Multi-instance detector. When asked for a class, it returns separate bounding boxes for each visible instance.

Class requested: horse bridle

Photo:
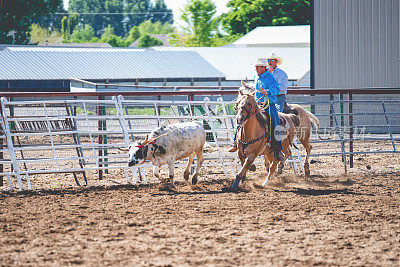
[236,100,270,156]
[237,103,253,125]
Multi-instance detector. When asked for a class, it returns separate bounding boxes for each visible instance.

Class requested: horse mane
[240,91,270,130]
[256,110,270,129]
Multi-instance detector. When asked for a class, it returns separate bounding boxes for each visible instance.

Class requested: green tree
[70,24,96,43]
[126,26,141,45]
[68,0,174,37]
[0,0,62,44]
[180,0,218,47]
[30,23,62,44]
[34,3,66,31]
[103,0,124,36]
[99,25,128,47]
[68,0,106,36]
[124,0,152,34]
[61,16,69,39]
[137,34,162,47]
[220,0,311,35]
[210,33,243,47]
[138,20,174,35]
[149,0,173,24]
[68,13,79,34]
[60,13,79,42]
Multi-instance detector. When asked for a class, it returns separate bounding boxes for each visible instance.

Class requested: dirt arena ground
[1,150,399,266]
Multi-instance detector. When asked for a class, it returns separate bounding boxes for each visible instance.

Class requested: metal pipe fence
[0,86,399,190]
[0,94,305,190]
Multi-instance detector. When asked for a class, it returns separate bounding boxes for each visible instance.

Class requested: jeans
[276,94,286,112]
[268,103,283,150]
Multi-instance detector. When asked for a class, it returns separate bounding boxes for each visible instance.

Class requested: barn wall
[312,0,400,88]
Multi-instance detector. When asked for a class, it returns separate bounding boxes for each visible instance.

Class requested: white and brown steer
[124,121,206,185]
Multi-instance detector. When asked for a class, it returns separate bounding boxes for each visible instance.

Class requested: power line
[55,11,173,15]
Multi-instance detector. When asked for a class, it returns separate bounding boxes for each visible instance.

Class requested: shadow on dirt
[0,184,143,198]
[0,179,242,198]
[279,188,366,196]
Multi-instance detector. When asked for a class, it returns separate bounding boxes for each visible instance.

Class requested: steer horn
[141,135,149,146]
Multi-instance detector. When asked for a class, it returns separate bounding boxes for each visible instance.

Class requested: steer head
[128,141,149,167]
[120,137,151,167]
[120,136,167,167]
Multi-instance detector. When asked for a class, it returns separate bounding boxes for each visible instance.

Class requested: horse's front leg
[231,153,257,191]
[262,159,278,187]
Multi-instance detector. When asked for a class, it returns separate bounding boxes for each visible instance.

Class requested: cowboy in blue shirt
[229,58,285,161]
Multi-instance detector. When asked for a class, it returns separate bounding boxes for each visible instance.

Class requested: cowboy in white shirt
[267,52,288,112]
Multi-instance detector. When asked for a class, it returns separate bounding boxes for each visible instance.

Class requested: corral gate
[2,86,399,191]
[0,96,303,190]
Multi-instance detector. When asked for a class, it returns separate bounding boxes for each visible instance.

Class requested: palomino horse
[228,85,300,190]
[277,103,331,177]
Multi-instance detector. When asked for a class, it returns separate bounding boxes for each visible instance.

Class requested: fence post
[349,93,353,168]
[98,96,104,180]
[339,93,345,163]
[381,101,397,152]
[102,103,108,174]
[0,105,3,186]
[204,97,229,178]
[330,102,347,174]
[0,97,24,190]
[330,94,334,128]
[157,95,162,126]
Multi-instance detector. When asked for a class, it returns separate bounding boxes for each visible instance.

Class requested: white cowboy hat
[253,58,268,66]
[268,52,283,65]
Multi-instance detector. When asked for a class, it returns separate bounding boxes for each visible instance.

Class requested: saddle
[260,110,287,128]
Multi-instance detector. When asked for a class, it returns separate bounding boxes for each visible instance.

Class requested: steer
[123,121,206,185]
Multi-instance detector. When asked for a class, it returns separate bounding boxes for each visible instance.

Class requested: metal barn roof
[0,50,225,80]
[153,47,310,80]
[4,46,144,52]
[232,25,310,47]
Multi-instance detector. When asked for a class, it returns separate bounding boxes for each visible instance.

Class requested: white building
[227,25,310,86]
[231,25,310,47]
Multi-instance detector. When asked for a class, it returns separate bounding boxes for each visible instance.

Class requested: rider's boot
[271,134,285,162]
[228,143,238,152]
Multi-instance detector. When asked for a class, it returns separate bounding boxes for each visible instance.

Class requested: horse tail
[305,110,333,140]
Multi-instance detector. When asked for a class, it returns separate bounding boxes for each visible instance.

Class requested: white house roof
[153,47,310,81]
[232,25,310,47]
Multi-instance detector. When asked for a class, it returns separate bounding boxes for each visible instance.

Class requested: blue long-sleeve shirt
[255,70,280,103]
[271,67,288,95]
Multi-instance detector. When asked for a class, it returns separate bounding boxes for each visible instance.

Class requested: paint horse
[229,85,300,190]
[278,103,332,177]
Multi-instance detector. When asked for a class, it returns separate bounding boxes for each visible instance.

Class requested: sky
[63,0,230,27]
